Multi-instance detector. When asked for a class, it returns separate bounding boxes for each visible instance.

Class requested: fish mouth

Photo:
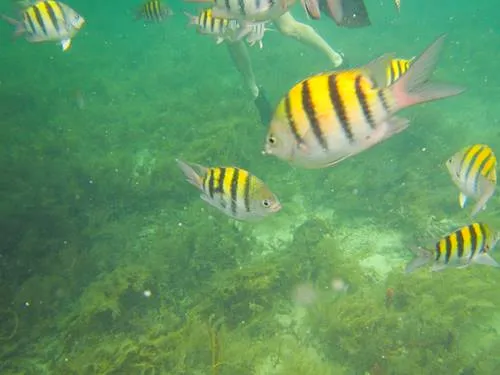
[270,202,282,212]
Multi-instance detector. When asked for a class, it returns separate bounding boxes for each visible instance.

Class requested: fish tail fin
[1,14,24,38]
[176,159,204,189]
[183,11,198,26]
[301,0,321,20]
[390,34,465,109]
[470,176,495,217]
[135,7,146,21]
[405,246,433,273]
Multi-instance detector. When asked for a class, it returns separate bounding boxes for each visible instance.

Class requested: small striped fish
[185,0,292,22]
[184,8,238,44]
[406,223,499,272]
[263,34,464,169]
[243,22,272,49]
[1,0,84,51]
[136,0,173,22]
[386,58,412,86]
[446,144,497,217]
[176,159,281,221]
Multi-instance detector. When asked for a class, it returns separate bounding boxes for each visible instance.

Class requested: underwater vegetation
[2,207,500,375]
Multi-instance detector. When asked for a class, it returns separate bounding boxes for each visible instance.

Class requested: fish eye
[262,199,271,208]
[268,135,276,145]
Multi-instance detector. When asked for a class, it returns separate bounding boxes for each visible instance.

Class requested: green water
[1,0,499,374]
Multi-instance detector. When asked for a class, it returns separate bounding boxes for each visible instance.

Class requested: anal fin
[61,38,72,51]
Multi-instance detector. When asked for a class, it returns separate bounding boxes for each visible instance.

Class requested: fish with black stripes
[1,0,84,51]
[405,223,500,273]
[446,144,497,217]
[386,58,412,86]
[176,159,281,221]
[238,21,273,49]
[136,0,173,23]
[184,8,239,44]
[184,0,294,22]
[262,34,465,169]
[184,8,272,47]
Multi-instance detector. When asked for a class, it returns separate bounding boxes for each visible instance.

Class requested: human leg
[226,40,272,125]
[273,12,343,67]
[226,39,259,98]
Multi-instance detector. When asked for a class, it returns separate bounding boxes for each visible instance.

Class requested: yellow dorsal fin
[360,53,396,88]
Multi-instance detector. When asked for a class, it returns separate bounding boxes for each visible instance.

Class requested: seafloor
[1,1,500,374]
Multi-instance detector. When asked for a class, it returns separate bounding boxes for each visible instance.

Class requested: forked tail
[391,34,465,109]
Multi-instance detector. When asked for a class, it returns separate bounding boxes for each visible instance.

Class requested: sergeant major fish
[184,8,238,44]
[136,0,173,22]
[263,34,464,169]
[405,222,500,273]
[239,21,273,49]
[446,144,497,217]
[176,159,281,221]
[184,0,294,22]
[1,0,85,51]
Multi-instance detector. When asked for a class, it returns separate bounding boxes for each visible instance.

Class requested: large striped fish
[263,34,465,169]
[176,160,281,221]
[1,0,85,51]
[446,144,497,217]
[405,223,499,273]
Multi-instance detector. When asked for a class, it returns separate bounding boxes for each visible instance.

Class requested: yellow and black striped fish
[176,159,281,221]
[136,0,173,22]
[1,1,85,51]
[184,8,238,43]
[263,34,464,169]
[386,58,412,86]
[406,223,499,272]
[202,0,289,23]
[446,144,497,217]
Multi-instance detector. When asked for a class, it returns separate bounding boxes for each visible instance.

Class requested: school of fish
[3,0,499,274]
